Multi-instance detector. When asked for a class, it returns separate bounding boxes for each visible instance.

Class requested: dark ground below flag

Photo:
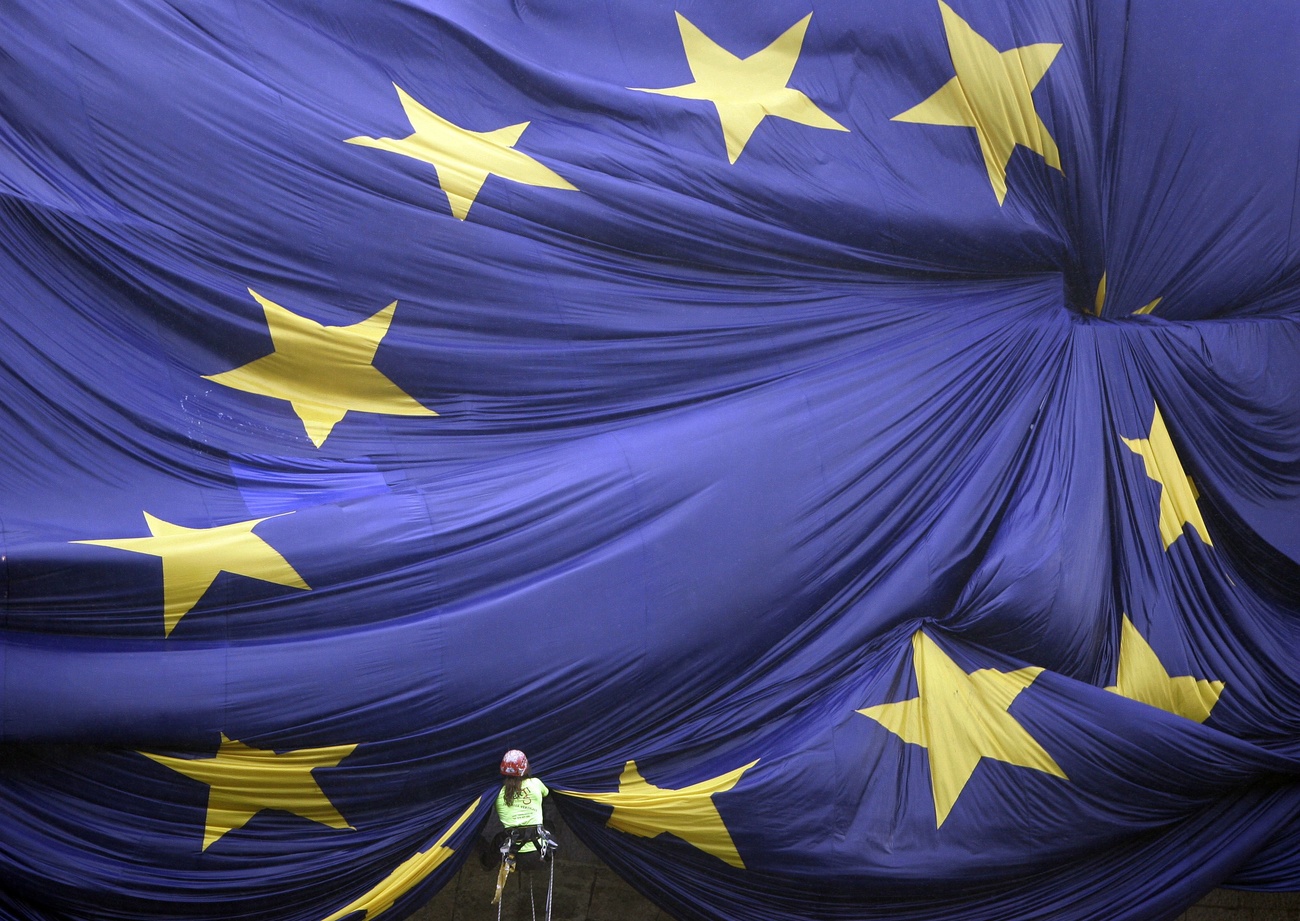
[417,854,673,921]
[416,864,1300,921]
[413,812,1300,921]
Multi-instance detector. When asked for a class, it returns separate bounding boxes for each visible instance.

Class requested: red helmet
[500,749,528,777]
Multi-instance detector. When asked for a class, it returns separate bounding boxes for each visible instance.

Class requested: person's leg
[515,849,544,874]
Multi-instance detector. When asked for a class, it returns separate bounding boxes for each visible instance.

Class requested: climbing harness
[491,825,559,921]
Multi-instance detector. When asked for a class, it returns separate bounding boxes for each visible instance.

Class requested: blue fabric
[1,1,1298,919]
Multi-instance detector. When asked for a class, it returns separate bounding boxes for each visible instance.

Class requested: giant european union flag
[1,1,1298,919]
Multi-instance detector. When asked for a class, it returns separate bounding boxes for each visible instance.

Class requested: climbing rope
[545,852,555,921]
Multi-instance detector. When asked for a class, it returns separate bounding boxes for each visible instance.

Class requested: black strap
[494,825,559,858]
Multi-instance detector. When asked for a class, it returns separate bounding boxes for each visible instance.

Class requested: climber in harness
[491,749,559,920]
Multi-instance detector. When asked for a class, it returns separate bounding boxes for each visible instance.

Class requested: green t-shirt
[496,777,548,831]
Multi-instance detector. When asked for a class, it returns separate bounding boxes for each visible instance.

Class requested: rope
[545,853,555,921]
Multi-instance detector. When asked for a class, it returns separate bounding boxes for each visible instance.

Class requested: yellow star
[893,1,1062,204]
[321,797,481,921]
[562,759,757,868]
[631,13,847,164]
[142,734,357,851]
[857,630,1066,828]
[1094,273,1162,316]
[1106,615,1224,722]
[1121,403,1212,550]
[73,511,308,636]
[346,84,576,220]
[204,289,436,447]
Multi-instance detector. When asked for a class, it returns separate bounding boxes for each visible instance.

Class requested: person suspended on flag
[489,749,558,907]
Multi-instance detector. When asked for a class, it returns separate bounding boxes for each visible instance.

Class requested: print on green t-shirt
[496,777,548,851]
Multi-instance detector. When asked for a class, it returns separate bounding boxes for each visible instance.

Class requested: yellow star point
[204,289,436,447]
[347,84,576,220]
[1121,403,1212,550]
[857,630,1065,828]
[74,511,308,636]
[321,797,482,921]
[1106,615,1224,722]
[632,12,847,164]
[894,1,1062,204]
[143,734,357,851]
[562,758,757,868]
[1094,272,1163,316]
